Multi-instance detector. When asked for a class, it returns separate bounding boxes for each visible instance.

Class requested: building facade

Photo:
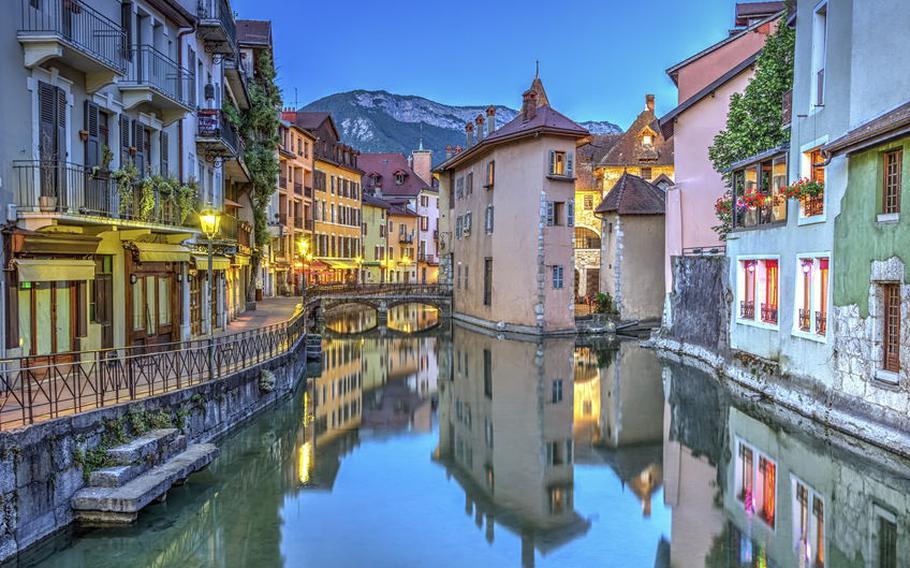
[360,194,389,284]
[435,77,588,335]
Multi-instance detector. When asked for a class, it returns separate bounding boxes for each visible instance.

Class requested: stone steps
[72,443,219,524]
[88,434,188,488]
[106,428,179,466]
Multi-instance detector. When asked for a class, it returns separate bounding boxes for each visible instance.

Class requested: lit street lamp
[199,208,221,378]
[298,238,310,303]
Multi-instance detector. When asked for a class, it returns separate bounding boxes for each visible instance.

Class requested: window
[455,216,463,240]
[464,264,469,289]
[395,172,405,185]
[795,257,829,336]
[551,379,563,403]
[456,264,462,289]
[761,260,778,324]
[583,194,594,210]
[463,211,472,236]
[801,149,826,218]
[640,166,652,180]
[483,348,492,398]
[485,160,495,188]
[483,258,492,306]
[883,149,902,215]
[567,201,575,227]
[883,283,901,373]
[811,3,828,107]
[552,265,564,289]
[466,172,473,195]
[455,176,464,199]
[875,507,898,568]
[484,205,494,234]
[735,441,776,528]
[792,479,825,567]
[574,227,600,249]
[740,260,758,320]
[548,150,573,177]
[641,133,653,146]
[546,202,565,226]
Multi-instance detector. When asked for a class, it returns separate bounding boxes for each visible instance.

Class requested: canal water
[15,304,910,567]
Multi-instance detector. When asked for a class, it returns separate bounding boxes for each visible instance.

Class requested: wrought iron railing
[815,311,827,336]
[0,310,305,430]
[740,301,755,320]
[798,309,812,332]
[197,0,236,50]
[18,0,128,74]
[197,109,239,155]
[123,45,193,108]
[802,195,824,217]
[306,283,452,302]
[760,303,778,324]
[12,160,191,227]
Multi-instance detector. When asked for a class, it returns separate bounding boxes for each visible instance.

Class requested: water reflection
[17,325,910,568]
[323,303,440,334]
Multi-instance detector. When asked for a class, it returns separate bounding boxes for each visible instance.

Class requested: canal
[14,304,910,567]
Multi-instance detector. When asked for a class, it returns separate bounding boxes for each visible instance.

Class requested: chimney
[645,94,655,112]
[465,122,474,147]
[486,106,496,136]
[411,147,433,185]
[445,144,453,159]
[520,92,530,122]
[475,114,485,142]
[526,91,538,120]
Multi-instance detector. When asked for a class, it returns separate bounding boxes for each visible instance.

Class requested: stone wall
[662,255,731,356]
[0,341,309,562]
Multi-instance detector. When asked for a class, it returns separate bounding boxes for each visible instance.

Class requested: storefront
[125,242,192,349]
[191,254,231,336]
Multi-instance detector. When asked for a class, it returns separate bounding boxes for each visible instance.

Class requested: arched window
[574,227,601,249]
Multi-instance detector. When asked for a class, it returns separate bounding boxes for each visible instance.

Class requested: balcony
[120,45,193,124]
[399,232,415,244]
[294,182,303,195]
[13,160,192,230]
[739,301,755,320]
[760,303,778,325]
[223,52,250,110]
[197,0,236,55]
[18,0,127,92]
[196,109,240,158]
[418,252,438,265]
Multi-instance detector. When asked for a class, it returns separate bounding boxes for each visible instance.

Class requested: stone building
[573,135,620,300]
[595,174,666,323]
[435,76,589,335]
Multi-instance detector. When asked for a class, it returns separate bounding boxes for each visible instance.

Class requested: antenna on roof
[535,60,539,78]
[293,87,298,109]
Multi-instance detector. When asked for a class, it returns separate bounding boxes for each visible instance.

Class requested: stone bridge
[304,283,453,326]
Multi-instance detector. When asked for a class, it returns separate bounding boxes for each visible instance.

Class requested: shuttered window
[119,114,131,167]
[883,284,901,373]
[84,101,100,168]
[133,121,145,175]
[160,131,169,176]
[483,258,492,306]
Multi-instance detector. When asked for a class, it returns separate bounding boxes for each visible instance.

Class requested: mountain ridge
[300,89,623,164]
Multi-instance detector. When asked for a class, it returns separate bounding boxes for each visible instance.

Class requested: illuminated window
[735,440,776,528]
[793,479,825,567]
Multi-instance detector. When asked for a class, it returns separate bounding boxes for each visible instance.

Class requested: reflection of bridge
[305,284,453,326]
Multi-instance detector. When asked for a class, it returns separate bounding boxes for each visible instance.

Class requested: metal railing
[123,45,193,108]
[306,282,452,302]
[304,219,314,231]
[815,311,827,336]
[740,301,755,320]
[760,303,778,325]
[0,310,305,430]
[798,309,812,332]
[304,186,313,198]
[197,109,239,155]
[18,0,128,74]
[683,246,726,257]
[197,0,236,50]
[12,160,191,227]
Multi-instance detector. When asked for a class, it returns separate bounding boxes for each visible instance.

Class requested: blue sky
[231,0,740,128]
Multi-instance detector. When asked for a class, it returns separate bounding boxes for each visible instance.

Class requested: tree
[708,18,795,238]
[229,50,281,303]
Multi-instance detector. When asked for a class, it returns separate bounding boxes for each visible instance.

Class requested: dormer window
[394,171,406,185]
[642,133,653,146]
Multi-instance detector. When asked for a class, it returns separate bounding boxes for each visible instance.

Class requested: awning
[193,255,232,271]
[15,259,95,283]
[307,260,331,271]
[133,242,192,263]
[223,197,242,208]
[324,259,357,270]
[232,254,251,266]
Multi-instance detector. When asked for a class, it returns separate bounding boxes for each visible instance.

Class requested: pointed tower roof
[526,66,550,108]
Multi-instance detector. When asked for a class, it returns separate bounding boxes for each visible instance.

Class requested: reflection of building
[312,340,363,445]
[436,325,589,567]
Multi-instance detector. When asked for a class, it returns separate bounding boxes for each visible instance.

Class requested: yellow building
[285,112,362,284]
[387,204,418,283]
[361,194,390,283]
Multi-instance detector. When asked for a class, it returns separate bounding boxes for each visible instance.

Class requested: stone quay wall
[0,341,310,563]
[662,255,731,357]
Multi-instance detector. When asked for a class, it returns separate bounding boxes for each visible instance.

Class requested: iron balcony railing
[740,301,755,320]
[197,109,240,156]
[123,45,193,108]
[399,231,415,244]
[760,303,778,325]
[0,310,306,430]
[18,0,128,74]
[197,0,237,54]
[13,160,191,227]
[798,309,812,332]
[815,311,827,336]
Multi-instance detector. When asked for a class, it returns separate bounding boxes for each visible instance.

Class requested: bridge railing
[306,283,453,302]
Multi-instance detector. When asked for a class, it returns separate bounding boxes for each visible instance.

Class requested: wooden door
[27,281,77,362]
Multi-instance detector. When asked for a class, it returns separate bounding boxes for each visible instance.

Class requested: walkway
[219,297,302,335]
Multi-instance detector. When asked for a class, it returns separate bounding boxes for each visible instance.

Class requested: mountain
[299,90,623,164]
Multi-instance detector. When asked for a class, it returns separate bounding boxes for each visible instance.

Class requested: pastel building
[435,76,588,335]
[659,2,783,291]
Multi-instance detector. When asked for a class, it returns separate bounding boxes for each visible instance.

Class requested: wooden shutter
[5,271,19,350]
[84,101,100,168]
[160,130,169,175]
[567,201,575,227]
[546,202,555,225]
[884,284,901,373]
[133,120,145,175]
[119,114,131,167]
[548,150,555,175]
[38,82,57,163]
[567,152,575,177]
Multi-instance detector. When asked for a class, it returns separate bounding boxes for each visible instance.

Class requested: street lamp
[354,255,363,285]
[298,238,310,302]
[199,208,221,378]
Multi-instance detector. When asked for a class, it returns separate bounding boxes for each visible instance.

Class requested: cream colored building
[436,77,589,335]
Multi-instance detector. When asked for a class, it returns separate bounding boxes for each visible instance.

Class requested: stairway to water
[71,428,219,524]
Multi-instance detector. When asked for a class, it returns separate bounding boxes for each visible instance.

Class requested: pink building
[658,3,783,291]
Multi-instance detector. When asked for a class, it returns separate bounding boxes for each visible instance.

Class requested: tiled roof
[576,134,622,189]
[388,203,417,217]
[290,111,332,132]
[599,104,673,168]
[237,20,272,47]
[595,173,665,215]
[359,153,429,199]
[824,100,910,155]
[484,104,588,144]
[362,194,391,209]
